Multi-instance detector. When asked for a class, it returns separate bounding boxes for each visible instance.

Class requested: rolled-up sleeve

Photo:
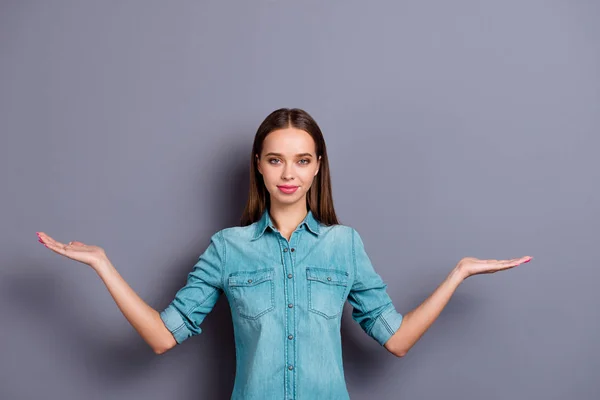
[159,230,225,344]
[347,228,403,346]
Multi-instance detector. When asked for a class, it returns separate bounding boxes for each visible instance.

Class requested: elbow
[393,330,415,357]
[389,337,409,357]
[153,343,174,355]
[389,341,409,357]
[384,337,409,358]
[394,347,408,358]
[152,338,177,355]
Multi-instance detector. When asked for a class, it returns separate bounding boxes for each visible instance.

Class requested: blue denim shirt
[160,210,403,399]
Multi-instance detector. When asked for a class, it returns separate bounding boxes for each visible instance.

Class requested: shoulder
[200,225,256,263]
[212,224,256,241]
[322,222,354,234]
[324,223,369,248]
[318,222,359,243]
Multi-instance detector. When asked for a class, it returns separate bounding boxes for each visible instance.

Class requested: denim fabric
[160,210,403,399]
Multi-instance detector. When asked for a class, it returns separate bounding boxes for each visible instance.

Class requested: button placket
[281,233,299,400]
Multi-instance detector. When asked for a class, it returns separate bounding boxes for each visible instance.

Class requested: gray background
[1,1,598,399]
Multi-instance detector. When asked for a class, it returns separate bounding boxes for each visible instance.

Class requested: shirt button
[290,248,295,252]
[248,279,253,283]
[283,248,288,252]
[287,273,293,279]
[288,303,293,308]
[288,334,293,340]
[288,365,294,370]
[327,277,331,281]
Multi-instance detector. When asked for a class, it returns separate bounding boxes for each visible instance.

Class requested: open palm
[459,256,533,278]
[37,232,107,269]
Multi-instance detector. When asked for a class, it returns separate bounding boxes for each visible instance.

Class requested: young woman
[37,108,532,399]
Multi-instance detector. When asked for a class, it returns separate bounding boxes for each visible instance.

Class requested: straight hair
[240,108,339,226]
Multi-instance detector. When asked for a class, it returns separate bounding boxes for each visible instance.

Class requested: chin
[274,195,302,205]
[270,190,305,206]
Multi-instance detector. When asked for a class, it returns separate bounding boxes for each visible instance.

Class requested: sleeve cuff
[159,305,196,344]
[369,304,404,346]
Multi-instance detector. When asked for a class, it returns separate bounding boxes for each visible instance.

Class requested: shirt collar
[251,209,320,240]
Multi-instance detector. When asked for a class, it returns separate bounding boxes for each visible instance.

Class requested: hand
[36,231,108,270]
[457,255,533,279]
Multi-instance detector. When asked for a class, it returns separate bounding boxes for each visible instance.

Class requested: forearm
[94,259,176,354]
[385,266,466,357]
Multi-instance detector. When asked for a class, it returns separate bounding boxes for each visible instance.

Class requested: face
[256,127,321,208]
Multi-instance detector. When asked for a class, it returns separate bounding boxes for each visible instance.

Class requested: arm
[383,267,465,357]
[95,259,177,355]
[37,230,226,355]
[95,230,225,354]
[384,256,532,357]
[37,232,176,354]
[346,228,532,358]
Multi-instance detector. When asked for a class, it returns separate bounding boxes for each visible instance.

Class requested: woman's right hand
[37,232,108,270]
[36,232,176,354]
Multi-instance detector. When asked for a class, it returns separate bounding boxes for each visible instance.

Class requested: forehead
[261,127,316,155]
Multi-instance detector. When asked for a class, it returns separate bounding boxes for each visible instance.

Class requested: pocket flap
[228,268,273,287]
[306,267,349,285]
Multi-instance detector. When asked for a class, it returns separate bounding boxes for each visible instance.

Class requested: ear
[314,155,321,176]
[256,154,262,175]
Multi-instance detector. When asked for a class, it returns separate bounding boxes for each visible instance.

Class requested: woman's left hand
[457,256,533,279]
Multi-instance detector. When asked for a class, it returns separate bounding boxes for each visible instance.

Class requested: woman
[37,108,532,399]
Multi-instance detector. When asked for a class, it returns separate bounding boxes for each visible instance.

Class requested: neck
[269,201,309,234]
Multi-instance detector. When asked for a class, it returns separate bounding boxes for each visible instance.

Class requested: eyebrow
[264,152,314,158]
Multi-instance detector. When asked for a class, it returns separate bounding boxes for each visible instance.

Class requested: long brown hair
[240,108,339,226]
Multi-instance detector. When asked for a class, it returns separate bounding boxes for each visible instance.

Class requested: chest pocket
[307,267,349,319]
[228,268,275,320]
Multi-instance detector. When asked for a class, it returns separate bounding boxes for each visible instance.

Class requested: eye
[268,158,281,164]
[298,159,310,165]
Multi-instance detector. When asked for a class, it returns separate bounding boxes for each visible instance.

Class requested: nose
[281,163,295,181]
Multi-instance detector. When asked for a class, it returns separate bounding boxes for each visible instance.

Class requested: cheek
[261,169,278,185]
[300,169,318,183]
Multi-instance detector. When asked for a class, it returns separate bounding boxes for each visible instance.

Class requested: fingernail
[524,259,531,263]
[38,239,44,244]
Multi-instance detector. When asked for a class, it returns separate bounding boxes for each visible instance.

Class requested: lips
[277,185,299,194]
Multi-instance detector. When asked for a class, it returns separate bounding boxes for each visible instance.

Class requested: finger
[501,258,522,267]
[504,256,532,264]
[43,240,70,256]
[38,232,65,247]
[500,257,532,267]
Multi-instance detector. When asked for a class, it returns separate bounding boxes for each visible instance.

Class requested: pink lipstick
[277,185,299,194]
